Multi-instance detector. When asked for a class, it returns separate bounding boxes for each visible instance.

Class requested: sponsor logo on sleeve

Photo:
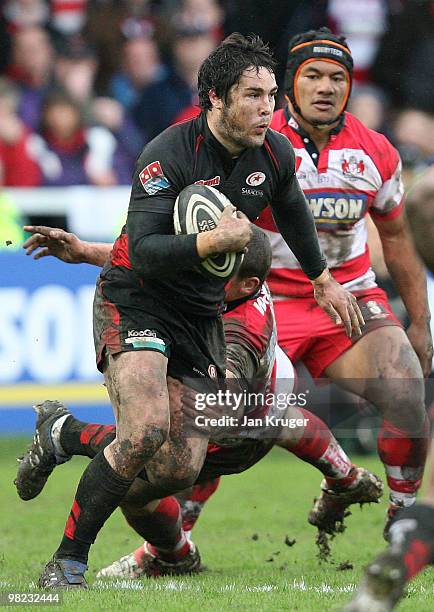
[139,161,171,195]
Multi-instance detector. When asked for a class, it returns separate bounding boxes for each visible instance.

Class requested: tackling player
[256,28,432,536]
[17,225,382,578]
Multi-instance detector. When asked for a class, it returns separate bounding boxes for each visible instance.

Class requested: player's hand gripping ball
[174,184,244,278]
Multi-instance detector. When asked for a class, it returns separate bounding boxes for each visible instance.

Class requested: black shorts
[195,439,276,482]
[93,267,226,385]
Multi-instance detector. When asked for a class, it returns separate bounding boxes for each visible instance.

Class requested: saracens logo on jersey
[341,155,365,178]
[246,172,266,186]
[139,161,171,195]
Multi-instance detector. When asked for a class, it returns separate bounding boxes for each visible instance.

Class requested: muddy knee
[107,424,169,478]
[368,378,426,433]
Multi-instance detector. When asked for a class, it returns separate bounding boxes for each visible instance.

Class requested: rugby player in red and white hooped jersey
[17,224,382,578]
[256,27,432,536]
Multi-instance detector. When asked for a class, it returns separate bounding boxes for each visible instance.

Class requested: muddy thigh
[103,351,170,478]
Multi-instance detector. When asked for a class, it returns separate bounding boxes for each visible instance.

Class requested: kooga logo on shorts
[127,329,157,337]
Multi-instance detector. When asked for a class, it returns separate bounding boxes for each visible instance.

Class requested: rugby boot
[308,466,384,535]
[15,400,71,500]
[341,549,406,611]
[39,558,88,589]
[96,541,202,579]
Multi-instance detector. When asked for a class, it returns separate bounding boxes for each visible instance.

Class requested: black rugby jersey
[108,112,326,316]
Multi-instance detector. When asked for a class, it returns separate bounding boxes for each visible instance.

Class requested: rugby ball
[174,184,244,278]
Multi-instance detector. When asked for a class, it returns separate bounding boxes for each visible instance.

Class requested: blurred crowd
[0,0,434,191]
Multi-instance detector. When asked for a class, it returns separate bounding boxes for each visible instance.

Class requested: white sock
[50,414,72,460]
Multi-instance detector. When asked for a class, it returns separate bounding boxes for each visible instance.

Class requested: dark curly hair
[198,33,277,111]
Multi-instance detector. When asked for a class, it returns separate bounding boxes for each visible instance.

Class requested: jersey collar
[283,106,346,137]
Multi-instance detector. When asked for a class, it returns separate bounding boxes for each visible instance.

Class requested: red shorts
[274,287,401,378]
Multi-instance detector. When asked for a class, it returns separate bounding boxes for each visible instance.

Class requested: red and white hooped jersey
[256,110,404,297]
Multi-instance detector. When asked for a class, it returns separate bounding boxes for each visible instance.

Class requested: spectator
[36,92,118,186]
[133,26,216,140]
[91,96,144,184]
[170,0,224,43]
[327,0,388,84]
[0,77,41,186]
[3,0,50,32]
[347,84,387,133]
[109,34,166,111]
[392,108,434,177]
[372,0,434,113]
[84,0,160,94]
[53,35,98,114]
[50,0,87,38]
[6,25,56,129]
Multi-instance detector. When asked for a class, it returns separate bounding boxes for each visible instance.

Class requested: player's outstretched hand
[313,271,365,338]
[23,226,85,263]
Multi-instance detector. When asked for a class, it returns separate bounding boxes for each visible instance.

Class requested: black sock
[60,418,116,458]
[55,451,133,564]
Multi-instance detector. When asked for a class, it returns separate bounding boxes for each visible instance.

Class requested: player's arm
[127,206,251,278]
[373,212,432,376]
[127,142,251,278]
[23,226,112,266]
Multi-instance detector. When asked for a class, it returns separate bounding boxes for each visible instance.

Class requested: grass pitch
[1,437,432,611]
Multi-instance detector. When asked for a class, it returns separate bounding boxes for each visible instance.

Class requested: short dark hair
[198,33,276,111]
[237,225,272,284]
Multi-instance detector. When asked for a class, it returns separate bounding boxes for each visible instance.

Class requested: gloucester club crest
[341,155,365,178]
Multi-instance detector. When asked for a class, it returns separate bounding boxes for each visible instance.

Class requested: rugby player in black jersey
[19,225,381,578]
[20,33,363,588]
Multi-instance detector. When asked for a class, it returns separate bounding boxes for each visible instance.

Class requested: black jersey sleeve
[127,211,202,278]
[126,126,204,277]
[270,135,327,280]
